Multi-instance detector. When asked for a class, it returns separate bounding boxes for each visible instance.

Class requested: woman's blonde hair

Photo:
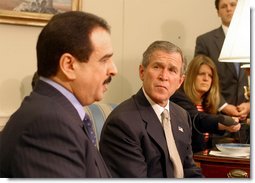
[184,55,220,114]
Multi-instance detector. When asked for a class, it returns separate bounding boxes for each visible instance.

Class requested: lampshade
[218,0,250,63]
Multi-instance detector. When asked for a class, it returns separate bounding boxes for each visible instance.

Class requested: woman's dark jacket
[170,86,225,153]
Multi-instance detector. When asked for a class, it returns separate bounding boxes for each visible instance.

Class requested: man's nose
[226,4,234,11]
[159,69,168,80]
[109,61,118,76]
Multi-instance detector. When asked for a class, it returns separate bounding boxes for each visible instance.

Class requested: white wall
[0,0,220,119]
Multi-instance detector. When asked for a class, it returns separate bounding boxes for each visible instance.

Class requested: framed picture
[0,0,82,26]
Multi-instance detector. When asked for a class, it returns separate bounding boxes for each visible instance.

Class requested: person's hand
[219,115,239,126]
[221,104,240,117]
[246,118,250,125]
[237,102,250,120]
[231,116,239,123]
[218,123,241,132]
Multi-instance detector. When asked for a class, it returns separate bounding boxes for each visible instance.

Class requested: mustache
[103,76,112,85]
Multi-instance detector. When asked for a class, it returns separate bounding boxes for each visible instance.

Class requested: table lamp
[218,0,250,100]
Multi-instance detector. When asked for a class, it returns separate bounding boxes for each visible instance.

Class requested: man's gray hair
[142,40,186,75]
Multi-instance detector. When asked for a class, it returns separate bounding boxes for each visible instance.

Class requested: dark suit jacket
[170,86,225,153]
[0,80,111,178]
[99,89,203,178]
[195,26,248,106]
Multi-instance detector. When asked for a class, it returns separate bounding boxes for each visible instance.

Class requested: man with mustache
[0,11,117,178]
[100,41,203,178]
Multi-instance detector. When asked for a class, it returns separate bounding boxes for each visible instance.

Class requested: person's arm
[237,102,250,120]
[171,89,221,134]
[218,115,241,132]
[218,94,241,116]
[100,116,148,178]
[13,118,87,177]
[218,123,241,132]
[218,93,227,109]
[220,104,241,116]
[171,88,241,135]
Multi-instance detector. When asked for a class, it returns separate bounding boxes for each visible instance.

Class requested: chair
[0,103,116,142]
[84,102,116,147]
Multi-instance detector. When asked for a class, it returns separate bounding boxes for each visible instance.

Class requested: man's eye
[100,58,109,63]
[169,68,177,73]
[220,5,227,9]
[231,3,237,7]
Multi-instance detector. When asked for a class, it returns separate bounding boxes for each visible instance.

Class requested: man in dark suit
[0,11,117,177]
[195,0,250,119]
[99,41,203,178]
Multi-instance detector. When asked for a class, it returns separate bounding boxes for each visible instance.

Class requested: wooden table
[193,150,250,178]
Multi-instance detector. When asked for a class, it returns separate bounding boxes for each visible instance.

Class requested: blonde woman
[171,55,240,153]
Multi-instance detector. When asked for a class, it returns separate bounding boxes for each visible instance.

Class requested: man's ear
[59,53,76,80]
[139,65,145,81]
[177,74,185,88]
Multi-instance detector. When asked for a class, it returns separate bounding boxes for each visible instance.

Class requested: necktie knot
[162,109,169,121]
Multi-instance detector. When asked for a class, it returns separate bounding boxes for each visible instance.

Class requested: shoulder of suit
[197,26,223,39]
[170,101,187,114]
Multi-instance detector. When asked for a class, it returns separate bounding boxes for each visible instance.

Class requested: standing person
[171,55,241,153]
[194,0,250,119]
[0,11,117,178]
[100,41,203,178]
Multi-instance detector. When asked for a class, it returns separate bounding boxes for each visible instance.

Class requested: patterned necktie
[83,114,97,147]
[162,109,184,178]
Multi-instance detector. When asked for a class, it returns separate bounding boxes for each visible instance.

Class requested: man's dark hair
[36,11,111,77]
[31,71,39,90]
[215,0,220,10]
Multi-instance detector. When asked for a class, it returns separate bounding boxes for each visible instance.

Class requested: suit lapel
[214,27,225,54]
[133,89,170,158]
[214,27,238,77]
[34,80,84,130]
[169,104,183,153]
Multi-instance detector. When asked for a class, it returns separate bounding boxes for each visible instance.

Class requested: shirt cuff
[218,103,228,112]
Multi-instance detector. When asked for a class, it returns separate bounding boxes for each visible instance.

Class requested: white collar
[142,87,169,124]
[222,24,228,36]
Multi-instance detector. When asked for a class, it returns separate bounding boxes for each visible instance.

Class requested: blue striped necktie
[83,114,97,147]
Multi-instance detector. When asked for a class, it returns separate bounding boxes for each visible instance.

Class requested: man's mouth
[156,85,167,90]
